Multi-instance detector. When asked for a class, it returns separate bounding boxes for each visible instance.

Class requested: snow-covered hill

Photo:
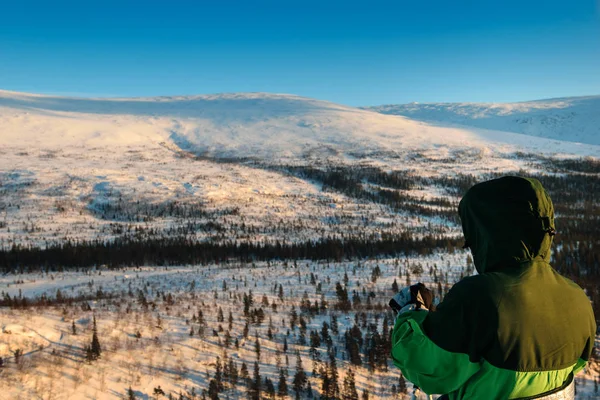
[1,90,599,248]
[365,96,600,146]
[1,90,599,160]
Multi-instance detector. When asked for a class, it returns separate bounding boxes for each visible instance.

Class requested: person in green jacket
[389,176,596,399]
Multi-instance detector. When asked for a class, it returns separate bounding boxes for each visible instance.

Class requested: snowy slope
[365,96,600,146]
[1,89,599,248]
[1,90,600,159]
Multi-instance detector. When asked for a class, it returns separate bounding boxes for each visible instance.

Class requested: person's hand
[389,283,434,314]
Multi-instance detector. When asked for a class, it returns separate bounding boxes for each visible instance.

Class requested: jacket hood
[458,176,555,274]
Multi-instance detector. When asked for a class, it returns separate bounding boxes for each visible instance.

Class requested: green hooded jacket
[391,176,596,399]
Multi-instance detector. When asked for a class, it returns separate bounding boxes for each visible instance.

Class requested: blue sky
[1,0,599,106]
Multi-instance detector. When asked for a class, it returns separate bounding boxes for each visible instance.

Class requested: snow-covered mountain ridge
[365,95,600,146]
[1,90,599,159]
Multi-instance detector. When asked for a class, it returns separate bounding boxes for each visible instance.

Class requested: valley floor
[1,256,598,399]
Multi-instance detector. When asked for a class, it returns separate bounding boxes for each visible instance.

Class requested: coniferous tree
[342,369,359,400]
[243,291,254,317]
[85,316,101,362]
[248,361,261,400]
[91,315,101,359]
[240,362,249,383]
[310,330,321,359]
[208,379,220,400]
[398,373,407,394]
[330,315,339,336]
[264,377,276,399]
[214,357,224,392]
[292,352,307,399]
[72,320,77,335]
[327,350,340,399]
[277,368,288,398]
[335,283,351,311]
[320,365,331,400]
[344,327,362,366]
[255,336,261,359]
[321,322,332,349]
[268,317,274,340]
[243,321,250,339]
[229,358,239,385]
[290,306,298,330]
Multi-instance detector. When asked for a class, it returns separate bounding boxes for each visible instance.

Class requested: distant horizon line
[1,87,599,107]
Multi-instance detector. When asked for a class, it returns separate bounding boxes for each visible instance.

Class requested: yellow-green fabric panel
[390,310,583,399]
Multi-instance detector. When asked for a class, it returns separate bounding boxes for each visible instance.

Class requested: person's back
[390,176,596,399]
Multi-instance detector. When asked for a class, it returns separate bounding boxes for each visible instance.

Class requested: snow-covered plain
[1,257,598,400]
[0,255,466,400]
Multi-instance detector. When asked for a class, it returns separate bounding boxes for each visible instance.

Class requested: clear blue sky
[1,0,599,106]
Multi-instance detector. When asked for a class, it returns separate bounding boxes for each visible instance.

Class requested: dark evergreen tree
[214,357,224,392]
[268,317,274,340]
[327,349,340,399]
[398,373,407,394]
[208,379,220,400]
[335,282,351,311]
[330,315,339,336]
[90,315,101,360]
[320,365,331,399]
[290,306,298,330]
[292,352,307,399]
[309,330,321,359]
[240,362,249,382]
[255,336,261,359]
[344,327,362,366]
[264,377,276,399]
[278,284,284,301]
[248,361,261,400]
[243,320,250,339]
[342,369,359,400]
[278,368,288,398]
[321,322,332,348]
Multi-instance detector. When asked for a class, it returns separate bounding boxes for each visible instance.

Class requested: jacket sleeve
[391,309,481,395]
